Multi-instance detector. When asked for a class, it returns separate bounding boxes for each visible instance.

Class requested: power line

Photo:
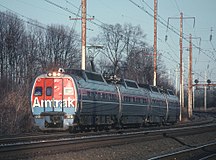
[173,0,181,13]
[65,0,82,30]
[129,0,216,63]
[130,0,208,80]
[0,4,47,30]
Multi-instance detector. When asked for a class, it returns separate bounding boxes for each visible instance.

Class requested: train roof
[63,68,176,95]
[64,69,106,83]
[117,79,139,89]
[138,83,175,95]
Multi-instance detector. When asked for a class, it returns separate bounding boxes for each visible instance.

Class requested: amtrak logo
[32,97,75,108]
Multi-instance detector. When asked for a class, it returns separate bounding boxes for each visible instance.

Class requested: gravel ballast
[30,130,216,160]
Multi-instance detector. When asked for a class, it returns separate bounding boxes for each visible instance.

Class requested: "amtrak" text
[32,97,75,108]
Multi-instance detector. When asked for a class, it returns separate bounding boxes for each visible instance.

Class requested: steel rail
[0,123,215,159]
[149,141,216,160]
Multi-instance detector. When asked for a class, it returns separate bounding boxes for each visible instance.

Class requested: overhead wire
[141,0,183,70]
[173,0,181,13]
[129,0,216,63]
[1,0,208,80]
[46,0,151,51]
[0,4,47,30]
[130,0,207,79]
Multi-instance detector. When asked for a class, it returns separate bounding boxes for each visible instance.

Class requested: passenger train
[30,68,180,132]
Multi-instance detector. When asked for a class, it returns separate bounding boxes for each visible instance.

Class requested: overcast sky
[1,0,216,83]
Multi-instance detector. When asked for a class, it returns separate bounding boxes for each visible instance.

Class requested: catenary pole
[81,0,86,70]
[153,0,158,86]
[188,34,193,118]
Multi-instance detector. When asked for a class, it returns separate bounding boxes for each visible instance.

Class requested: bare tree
[44,25,80,70]
[125,47,154,84]
[96,23,125,74]
[0,11,26,91]
[0,11,81,135]
[94,23,147,76]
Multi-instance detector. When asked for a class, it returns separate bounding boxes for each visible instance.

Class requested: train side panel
[73,71,119,128]
[118,80,150,126]
[166,90,180,123]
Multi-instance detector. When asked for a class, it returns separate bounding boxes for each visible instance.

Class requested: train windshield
[34,87,42,96]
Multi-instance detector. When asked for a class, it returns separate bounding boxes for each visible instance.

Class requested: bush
[0,89,33,135]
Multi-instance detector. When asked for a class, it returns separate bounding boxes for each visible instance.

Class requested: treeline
[0,11,80,93]
[0,11,81,135]
[0,11,174,135]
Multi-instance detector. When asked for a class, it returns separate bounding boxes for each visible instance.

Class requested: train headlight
[34,115,44,119]
[64,114,73,119]
[47,73,52,77]
[47,71,62,77]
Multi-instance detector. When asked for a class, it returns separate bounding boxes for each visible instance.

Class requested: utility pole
[175,66,179,95]
[153,0,157,86]
[188,34,193,118]
[187,35,201,117]
[81,0,86,70]
[179,12,183,121]
[166,13,195,121]
[204,72,207,111]
[69,0,94,70]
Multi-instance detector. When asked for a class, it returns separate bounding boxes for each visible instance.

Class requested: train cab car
[31,68,180,132]
[31,69,78,131]
[31,68,122,131]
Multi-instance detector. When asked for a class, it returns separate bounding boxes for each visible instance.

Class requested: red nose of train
[31,68,78,130]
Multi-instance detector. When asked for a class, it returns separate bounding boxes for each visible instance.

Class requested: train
[30,68,180,132]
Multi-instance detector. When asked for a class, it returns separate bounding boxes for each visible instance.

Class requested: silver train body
[31,69,180,131]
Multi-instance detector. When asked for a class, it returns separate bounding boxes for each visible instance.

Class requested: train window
[125,80,138,88]
[96,92,102,99]
[91,92,96,99]
[87,91,91,97]
[168,90,175,95]
[34,87,42,96]
[136,98,141,103]
[85,72,105,82]
[139,84,151,90]
[124,96,130,102]
[102,93,105,99]
[46,87,52,96]
[111,94,116,100]
[124,96,131,102]
[151,86,159,92]
[142,98,147,104]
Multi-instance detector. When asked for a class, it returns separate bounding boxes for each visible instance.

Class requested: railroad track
[149,141,216,160]
[0,122,216,160]
[0,114,214,146]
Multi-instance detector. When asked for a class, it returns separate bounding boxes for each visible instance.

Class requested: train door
[43,78,63,112]
[43,77,76,114]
